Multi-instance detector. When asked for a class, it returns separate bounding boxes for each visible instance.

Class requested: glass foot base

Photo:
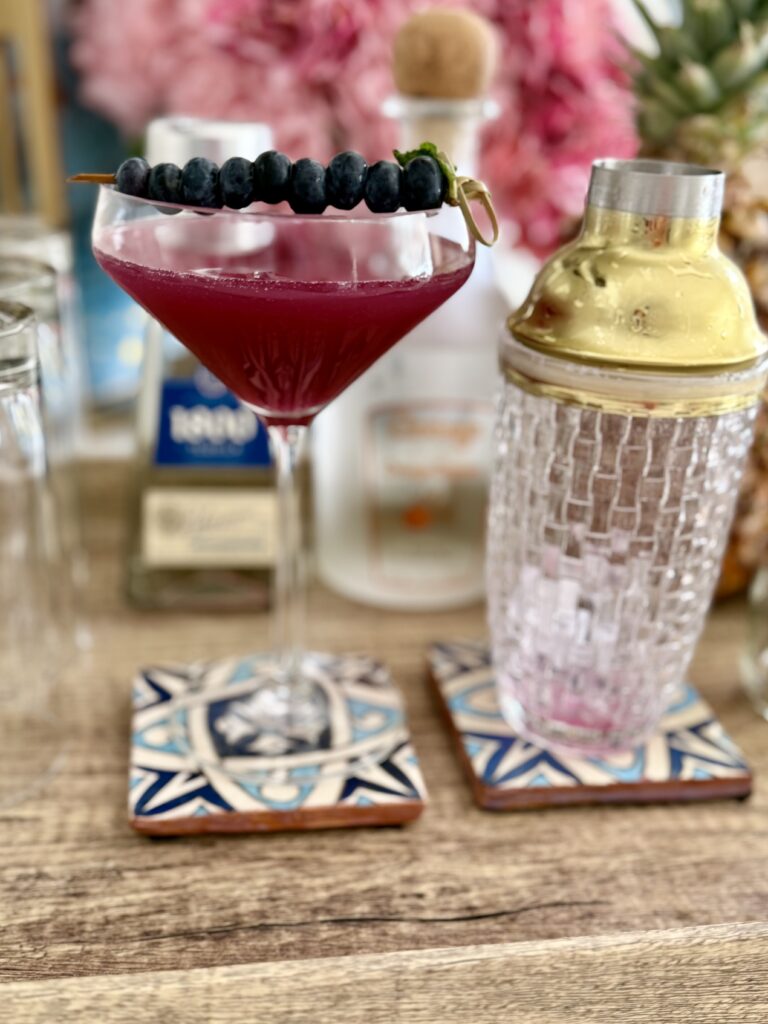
[174,656,332,768]
[209,668,330,751]
[498,692,658,758]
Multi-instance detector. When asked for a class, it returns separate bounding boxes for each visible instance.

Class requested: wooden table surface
[3,464,768,1022]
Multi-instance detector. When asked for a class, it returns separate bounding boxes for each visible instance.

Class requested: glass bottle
[313,97,507,609]
[126,117,277,609]
[488,159,768,755]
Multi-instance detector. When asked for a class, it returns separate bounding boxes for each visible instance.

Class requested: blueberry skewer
[69,144,499,245]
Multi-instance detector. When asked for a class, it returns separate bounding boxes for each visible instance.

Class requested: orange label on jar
[364,401,492,591]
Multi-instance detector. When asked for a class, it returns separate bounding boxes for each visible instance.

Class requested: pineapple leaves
[677,60,722,108]
[732,0,760,18]
[645,73,697,115]
[631,0,768,163]
[630,0,667,48]
[681,0,736,56]
[712,21,768,91]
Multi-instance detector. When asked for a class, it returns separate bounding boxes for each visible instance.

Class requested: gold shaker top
[507,159,768,375]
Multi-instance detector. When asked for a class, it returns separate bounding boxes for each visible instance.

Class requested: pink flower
[481,0,637,254]
[70,0,638,255]
[207,0,366,79]
[70,0,180,134]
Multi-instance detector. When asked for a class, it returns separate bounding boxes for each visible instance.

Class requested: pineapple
[632,0,768,596]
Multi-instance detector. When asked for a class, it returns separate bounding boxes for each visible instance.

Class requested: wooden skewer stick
[67,173,116,184]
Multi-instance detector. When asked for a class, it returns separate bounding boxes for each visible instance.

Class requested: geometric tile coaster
[428,641,752,811]
[130,652,427,835]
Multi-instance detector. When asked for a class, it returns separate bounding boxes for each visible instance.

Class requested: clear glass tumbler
[0,216,83,432]
[0,214,74,276]
[0,301,65,805]
[0,258,79,451]
[0,257,88,651]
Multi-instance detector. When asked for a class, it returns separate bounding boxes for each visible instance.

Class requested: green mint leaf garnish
[394,142,499,246]
[394,142,457,199]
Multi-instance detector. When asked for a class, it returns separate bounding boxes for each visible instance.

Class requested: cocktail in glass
[93,188,474,760]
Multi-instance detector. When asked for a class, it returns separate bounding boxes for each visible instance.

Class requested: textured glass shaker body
[487,159,768,755]
[0,301,65,806]
[0,258,88,653]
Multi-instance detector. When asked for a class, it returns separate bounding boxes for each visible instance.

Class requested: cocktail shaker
[487,159,768,755]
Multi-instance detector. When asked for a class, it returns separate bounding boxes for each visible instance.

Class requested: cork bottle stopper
[393,8,498,100]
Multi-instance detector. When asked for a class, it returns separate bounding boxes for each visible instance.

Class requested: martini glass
[93,187,475,765]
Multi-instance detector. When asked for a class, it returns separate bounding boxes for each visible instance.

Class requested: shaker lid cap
[506,158,767,375]
[588,158,724,220]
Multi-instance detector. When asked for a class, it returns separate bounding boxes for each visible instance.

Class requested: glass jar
[313,98,507,610]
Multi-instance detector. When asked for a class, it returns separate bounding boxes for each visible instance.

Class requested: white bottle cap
[145,117,274,165]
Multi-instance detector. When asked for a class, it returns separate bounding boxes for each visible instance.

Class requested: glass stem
[268,424,307,683]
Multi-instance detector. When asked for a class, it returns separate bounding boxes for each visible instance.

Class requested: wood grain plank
[1,464,767,987]
[4,923,768,1023]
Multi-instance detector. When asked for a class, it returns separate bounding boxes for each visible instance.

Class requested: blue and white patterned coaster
[130,652,427,834]
[429,641,751,809]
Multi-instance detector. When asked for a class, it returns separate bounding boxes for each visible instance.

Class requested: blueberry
[325,151,367,210]
[253,150,292,204]
[147,163,183,213]
[402,156,446,211]
[116,157,150,198]
[364,161,402,213]
[181,157,222,209]
[289,158,327,214]
[219,156,255,209]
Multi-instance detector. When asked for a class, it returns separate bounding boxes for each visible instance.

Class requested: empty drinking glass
[0,216,84,431]
[0,301,66,805]
[0,257,88,651]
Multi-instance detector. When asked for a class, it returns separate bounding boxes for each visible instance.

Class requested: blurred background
[9,0,768,624]
[1,0,668,408]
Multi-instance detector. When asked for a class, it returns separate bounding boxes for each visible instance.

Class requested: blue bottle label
[154,368,271,467]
